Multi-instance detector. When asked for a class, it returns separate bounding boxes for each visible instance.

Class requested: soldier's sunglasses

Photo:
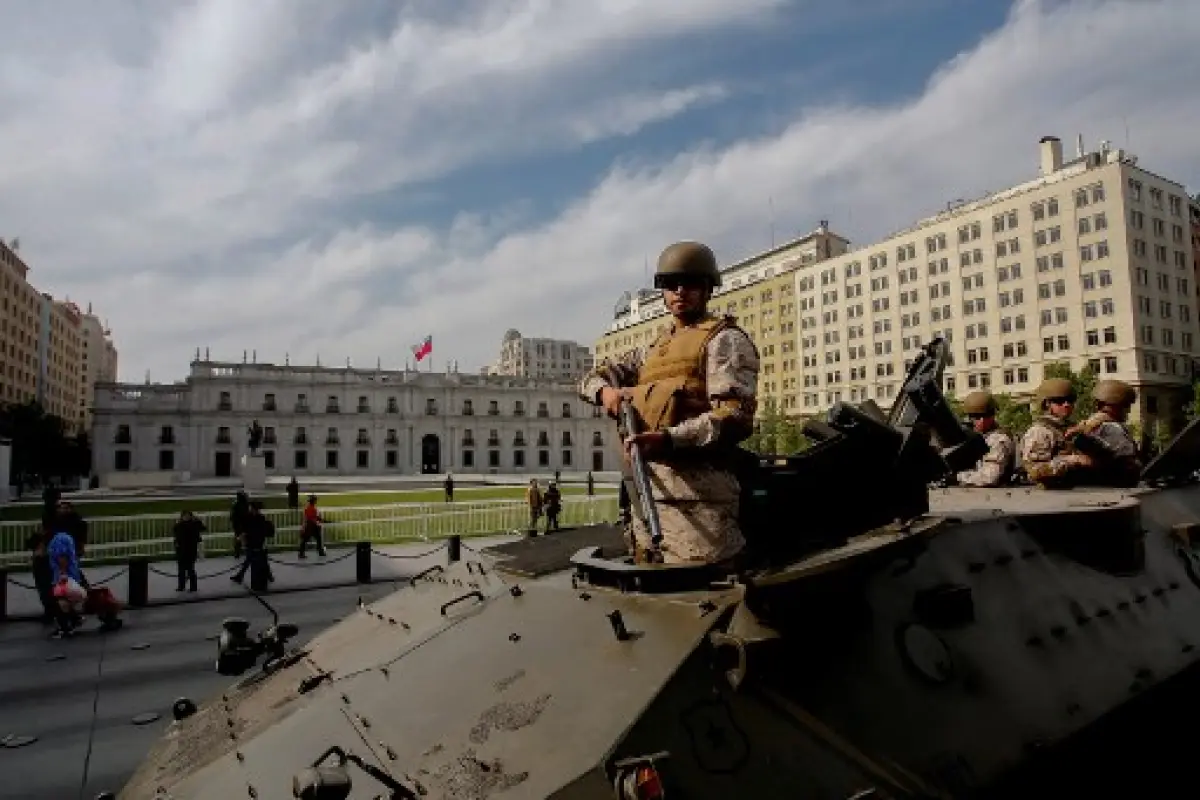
[655,276,708,292]
[1048,397,1075,405]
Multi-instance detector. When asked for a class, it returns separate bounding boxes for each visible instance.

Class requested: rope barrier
[370,543,447,560]
[89,567,129,586]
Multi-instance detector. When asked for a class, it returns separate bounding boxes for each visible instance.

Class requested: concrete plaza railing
[0,494,620,568]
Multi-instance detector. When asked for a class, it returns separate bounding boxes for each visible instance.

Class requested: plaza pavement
[0,582,401,800]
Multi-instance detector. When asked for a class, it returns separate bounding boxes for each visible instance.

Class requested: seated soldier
[955,391,1015,487]
[1064,379,1141,487]
[1021,378,1092,488]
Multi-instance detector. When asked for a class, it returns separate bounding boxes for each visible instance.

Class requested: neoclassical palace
[91,358,616,481]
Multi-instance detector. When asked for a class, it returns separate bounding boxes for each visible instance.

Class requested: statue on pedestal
[247,419,264,455]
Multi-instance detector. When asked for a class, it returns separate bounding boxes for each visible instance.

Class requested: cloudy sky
[1,0,1197,383]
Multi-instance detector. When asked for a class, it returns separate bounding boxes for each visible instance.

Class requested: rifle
[618,397,664,549]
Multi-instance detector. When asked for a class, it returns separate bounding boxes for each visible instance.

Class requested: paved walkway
[0,583,400,800]
[1,535,520,621]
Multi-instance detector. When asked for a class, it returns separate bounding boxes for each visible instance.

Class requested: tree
[0,400,87,486]
[1042,360,1099,420]
[742,398,810,457]
[995,394,1034,440]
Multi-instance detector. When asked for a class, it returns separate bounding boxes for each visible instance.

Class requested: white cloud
[1,0,1198,384]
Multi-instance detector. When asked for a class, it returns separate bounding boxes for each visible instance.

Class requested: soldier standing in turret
[1021,378,1093,487]
[955,391,1015,487]
[579,241,760,565]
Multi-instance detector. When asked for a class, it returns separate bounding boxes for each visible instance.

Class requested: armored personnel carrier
[121,340,1200,799]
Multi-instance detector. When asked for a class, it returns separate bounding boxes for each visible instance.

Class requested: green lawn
[0,484,609,522]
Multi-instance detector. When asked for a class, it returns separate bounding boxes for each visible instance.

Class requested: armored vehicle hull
[117,482,1200,799]
[121,340,1200,798]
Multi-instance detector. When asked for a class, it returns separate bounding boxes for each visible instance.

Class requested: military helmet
[1035,377,1076,404]
[962,391,998,416]
[1093,379,1137,407]
[653,241,721,289]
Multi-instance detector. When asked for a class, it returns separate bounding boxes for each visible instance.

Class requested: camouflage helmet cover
[653,242,721,288]
[1093,379,1137,407]
[962,390,998,416]
[1034,377,1076,404]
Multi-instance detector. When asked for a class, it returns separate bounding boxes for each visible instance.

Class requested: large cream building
[486,330,593,382]
[597,136,1199,432]
[1,241,43,408]
[80,307,119,429]
[39,298,84,425]
[92,356,617,483]
[594,223,852,413]
[0,240,117,432]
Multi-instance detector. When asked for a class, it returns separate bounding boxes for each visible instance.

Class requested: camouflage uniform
[1020,415,1089,487]
[957,430,1016,487]
[579,316,759,564]
[1069,409,1141,486]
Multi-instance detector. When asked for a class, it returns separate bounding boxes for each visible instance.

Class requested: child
[48,530,86,638]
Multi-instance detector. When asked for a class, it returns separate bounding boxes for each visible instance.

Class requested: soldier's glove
[625,431,672,460]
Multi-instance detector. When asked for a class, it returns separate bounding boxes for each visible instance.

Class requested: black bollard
[128,557,149,608]
[355,542,371,584]
[0,569,6,621]
[447,535,462,563]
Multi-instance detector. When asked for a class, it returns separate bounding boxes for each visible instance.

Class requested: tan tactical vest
[629,314,734,432]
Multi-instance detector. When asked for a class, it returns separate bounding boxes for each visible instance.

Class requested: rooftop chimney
[1039,136,1063,177]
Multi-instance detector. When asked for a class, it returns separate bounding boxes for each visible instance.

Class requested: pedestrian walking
[26,526,56,624]
[231,501,274,588]
[544,481,562,533]
[525,479,543,535]
[230,491,251,559]
[173,510,206,592]
[298,494,326,558]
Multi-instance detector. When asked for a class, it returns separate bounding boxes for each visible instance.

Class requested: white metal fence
[0,494,620,568]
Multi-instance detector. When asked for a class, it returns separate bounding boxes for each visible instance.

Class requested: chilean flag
[411,335,433,362]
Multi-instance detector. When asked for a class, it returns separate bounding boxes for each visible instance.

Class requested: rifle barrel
[620,400,664,546]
